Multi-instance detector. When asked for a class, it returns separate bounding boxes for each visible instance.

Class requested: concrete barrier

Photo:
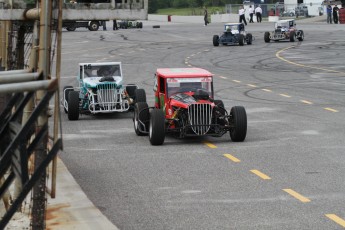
[148,14,168,22]
[268,16,279,22]
[211,14,239,23]
[170,15,204,23]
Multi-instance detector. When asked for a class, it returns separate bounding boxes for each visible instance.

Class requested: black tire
[67,91,80,121]
[213,35,219,46]
[139,22,143,28]
[247,33,253,45]
[229,106,247,142]
[264,32,270,43]
[238,34,245,46]
[63,86,74,113]
[134,89,146,103]
[214,100,225,115]
[149,109,165,145]
[298,30,304,41]
[134,102,149,136]
[126,84,137,99]
[289,31,295,42]
[66,26,76,31]
[88,21,99,31]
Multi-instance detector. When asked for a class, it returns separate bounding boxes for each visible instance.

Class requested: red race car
[133,68,247,145]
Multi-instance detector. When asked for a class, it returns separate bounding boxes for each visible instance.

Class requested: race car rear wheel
[134,102,149,136]
[126,84,137,99]
[229,106,247,142]
[264,32,270,43]
[238,34,245,46]
[67,91,80,121]
[149,109,165,145]
[246,33,253,45]
[134,89,146,103]
[298,30,304,41]
[289,31,295,42]
[213,35,219,46]
[63,86,74,113]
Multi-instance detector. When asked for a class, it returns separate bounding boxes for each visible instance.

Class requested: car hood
[83,76,123,88]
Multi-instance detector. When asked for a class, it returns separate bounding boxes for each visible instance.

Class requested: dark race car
[213,23,253,46]
[133,68,247,145]
[264,19,304,42]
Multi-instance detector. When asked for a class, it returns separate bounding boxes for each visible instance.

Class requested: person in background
[248,5,254,23]
[333,5,339,24]
[204,7,209,26]
[255,5,262,23]
[239,6,247,25]
[113,19,118,30]
[327,4,332,24]
[102,21,107,30]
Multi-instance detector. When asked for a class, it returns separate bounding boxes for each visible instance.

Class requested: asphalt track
[58,19,345,229]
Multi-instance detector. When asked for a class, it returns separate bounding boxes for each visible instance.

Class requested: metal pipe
[51,0,64,199]
[0,79,57,94]
[0,69,32,75]
[24,8,40,20]
[0,72,41,84]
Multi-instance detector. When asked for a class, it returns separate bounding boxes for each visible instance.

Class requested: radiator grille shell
[188,103,213,135]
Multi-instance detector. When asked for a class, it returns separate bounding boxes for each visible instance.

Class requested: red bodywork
[154,68,215,122]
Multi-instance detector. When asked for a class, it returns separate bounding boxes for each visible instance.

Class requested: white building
[284,0,324,16]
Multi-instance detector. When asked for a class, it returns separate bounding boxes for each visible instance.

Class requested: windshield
[225,25,238,32]
[83,64,121,78]
[166,77,213,98]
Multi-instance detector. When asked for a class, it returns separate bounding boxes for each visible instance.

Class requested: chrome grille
[97,83,117,111]
[188,103,213,135]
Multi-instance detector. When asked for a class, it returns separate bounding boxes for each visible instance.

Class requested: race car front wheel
[67,91,80,121]
[238,34,245,46]
[229,106,247,142]
[134,89,146,103]
[264,32,270,43]
[289,31,295,42]
[134,102,149,136]
[63,86,73,114]
[213,35,219,46]
[149,109,165,146]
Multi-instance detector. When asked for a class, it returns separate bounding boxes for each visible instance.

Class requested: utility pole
[31,0,53,228]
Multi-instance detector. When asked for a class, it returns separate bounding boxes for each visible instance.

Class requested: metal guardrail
[0,71,62,229]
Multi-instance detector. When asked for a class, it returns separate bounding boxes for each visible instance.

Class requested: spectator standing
[113,19,118,30]
[102,21,107,30]
[333,5,339,24]
[255,5,262,23]
[204,7,209,26]
[239,6,247,25]
[248,5,254,23]
[326,4,332,24]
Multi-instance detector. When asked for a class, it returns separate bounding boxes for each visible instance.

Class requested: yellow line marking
[224,154,241,163]
[204,141,217,149]
[276,46,345,75]
[204,49,210,52]
[185,62,189,64]
[233,80,241,83]
[325,214,345,227]
[250,170,271,180]
[324,107,338,112]
[279,93,291,98]
[300,100,313,105]
[186,57,190,59]
[191,54,195,56]
[262,89,272,92]
[219,76,227,79]
[283,189,311,203]
[247,84,257,88]
[188,64,192,67]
